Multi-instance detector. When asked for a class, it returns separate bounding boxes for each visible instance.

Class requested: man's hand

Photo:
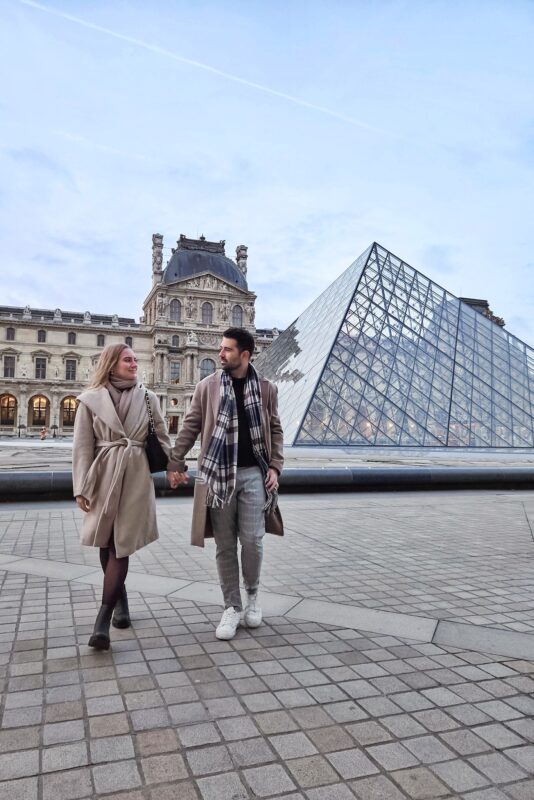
[265,468,279,493]
[75,496,90,513]
[167,471,189,489]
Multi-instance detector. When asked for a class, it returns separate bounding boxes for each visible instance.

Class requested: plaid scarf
[198,364,278,512]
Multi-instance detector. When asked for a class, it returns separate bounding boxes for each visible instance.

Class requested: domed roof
[163,235,248,290]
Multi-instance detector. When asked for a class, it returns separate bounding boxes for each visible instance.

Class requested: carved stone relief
[186,296,198,319]
[219,298,230,321]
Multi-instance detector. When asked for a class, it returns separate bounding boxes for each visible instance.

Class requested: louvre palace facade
[0,234,278,437]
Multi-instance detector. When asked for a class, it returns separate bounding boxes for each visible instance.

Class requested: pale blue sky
[1,1,534,342]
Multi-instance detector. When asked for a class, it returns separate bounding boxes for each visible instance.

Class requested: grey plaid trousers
[208,466,266,610]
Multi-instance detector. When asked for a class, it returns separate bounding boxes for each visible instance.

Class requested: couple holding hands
[73,327,284,650]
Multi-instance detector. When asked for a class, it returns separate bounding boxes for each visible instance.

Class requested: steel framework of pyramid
[254,243,534,447]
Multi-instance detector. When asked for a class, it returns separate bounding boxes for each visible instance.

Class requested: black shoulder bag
[144,390,169,473]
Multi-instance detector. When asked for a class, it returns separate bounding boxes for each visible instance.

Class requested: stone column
[51,392,60,436]
[19,388,28,433]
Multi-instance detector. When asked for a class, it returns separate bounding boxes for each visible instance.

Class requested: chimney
[236,244,248,276]
[152,233,164,287]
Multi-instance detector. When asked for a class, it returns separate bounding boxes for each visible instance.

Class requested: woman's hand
[167,471,189,489]
[75,496,90,513]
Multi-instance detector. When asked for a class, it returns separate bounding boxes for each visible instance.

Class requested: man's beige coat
[72,385,171,558]
[168,371,284,548]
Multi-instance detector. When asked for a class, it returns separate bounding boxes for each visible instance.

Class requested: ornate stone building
[0,234,278,437]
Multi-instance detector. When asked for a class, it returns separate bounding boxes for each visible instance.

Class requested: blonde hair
[89,343,130,388]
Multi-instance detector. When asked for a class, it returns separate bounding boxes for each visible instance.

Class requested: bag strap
[144,390,156,434]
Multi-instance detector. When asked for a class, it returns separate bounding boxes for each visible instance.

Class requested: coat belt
[82,438,146,543]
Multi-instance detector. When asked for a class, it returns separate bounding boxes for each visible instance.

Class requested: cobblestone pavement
[1,491,534,633]
[0,490,534,798]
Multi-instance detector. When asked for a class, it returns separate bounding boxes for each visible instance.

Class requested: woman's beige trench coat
[167,371,284,548]
[72,385,171,558]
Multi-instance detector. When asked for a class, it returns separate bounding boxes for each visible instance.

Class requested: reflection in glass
[254,243,534,447]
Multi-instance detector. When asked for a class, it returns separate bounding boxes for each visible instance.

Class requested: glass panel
[3,356,15,378]
[200,359,216,379]
[65,360,76,381]
[0,395,16,425]
[253,242,534,448]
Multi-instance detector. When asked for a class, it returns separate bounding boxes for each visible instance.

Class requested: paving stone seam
[2,555,534,662]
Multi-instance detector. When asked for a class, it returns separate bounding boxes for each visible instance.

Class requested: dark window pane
[202,303,213,325]
[65,360,76,381]
[3,356,15,378]
[0,394,16,425]
[200,358,216,379]
[35,358,46,379]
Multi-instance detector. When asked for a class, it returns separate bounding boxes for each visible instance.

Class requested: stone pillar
[19,388,28,433]
[51,392,60,430]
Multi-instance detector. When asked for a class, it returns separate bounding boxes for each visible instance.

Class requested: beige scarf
[106,377,137,424]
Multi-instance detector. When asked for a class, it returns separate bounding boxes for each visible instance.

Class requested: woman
[73,344,171,650]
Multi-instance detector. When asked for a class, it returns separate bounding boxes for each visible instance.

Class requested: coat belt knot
[83,438,146,540]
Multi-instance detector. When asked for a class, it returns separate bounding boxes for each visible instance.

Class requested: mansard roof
[163,235,248,290]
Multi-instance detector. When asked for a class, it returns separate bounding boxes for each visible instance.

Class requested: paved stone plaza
[1,488,534,799]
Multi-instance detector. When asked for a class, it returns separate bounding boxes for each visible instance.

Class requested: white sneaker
[244,593,262,628]
[216,607,241,640]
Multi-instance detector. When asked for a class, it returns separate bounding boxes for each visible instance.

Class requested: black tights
[99,542,129,607]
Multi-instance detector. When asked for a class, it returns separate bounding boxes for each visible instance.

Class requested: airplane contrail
[17,0,399,140]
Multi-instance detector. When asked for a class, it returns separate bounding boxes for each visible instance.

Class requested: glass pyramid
[254,243,534,447]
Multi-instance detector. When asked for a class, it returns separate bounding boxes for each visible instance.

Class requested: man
[167,327,284,640]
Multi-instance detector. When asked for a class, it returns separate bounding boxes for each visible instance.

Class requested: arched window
[125,336,133,347]
[0,394,16,426]
[202,302,213,325]
[170,299,181,322]
[68,331,76,345]
[30,395,49,426]
[61,397,78,428]
[37,330,46,343]
[6,327,15,341]
[97,334,105,347]
[232,305,243,326]
[200,358,216,380]
[171,335,180,348]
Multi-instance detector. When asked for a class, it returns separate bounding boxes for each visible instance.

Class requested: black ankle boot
[112,586,131,629]
[88,604,113,650]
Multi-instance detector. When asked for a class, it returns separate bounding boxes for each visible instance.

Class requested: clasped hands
[167,471,189,489]
[166,469,278,491]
